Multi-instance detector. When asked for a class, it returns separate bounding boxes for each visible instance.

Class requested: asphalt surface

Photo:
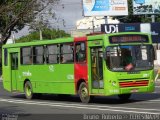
[0,73,160,120]
[0,82,160,120]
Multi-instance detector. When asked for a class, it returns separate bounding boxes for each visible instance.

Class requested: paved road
[0,62,160,120]
[0,68,160,120]
[0,81,160,120]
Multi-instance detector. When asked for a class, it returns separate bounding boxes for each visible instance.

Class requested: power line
[54,2,82,8]
[61,3,81,5]
[60,2,81,4]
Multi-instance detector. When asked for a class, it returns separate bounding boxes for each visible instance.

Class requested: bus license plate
[131,89,138,93]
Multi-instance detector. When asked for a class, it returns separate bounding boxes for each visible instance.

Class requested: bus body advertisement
[2,32,155,103]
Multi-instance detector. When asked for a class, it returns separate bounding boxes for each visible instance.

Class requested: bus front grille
[119,80,149,88]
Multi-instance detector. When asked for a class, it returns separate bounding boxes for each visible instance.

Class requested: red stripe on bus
[74,37,87,42]
[74,37,88,94]
[119,80,149,87]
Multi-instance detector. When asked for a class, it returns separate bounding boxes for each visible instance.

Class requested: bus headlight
[112,81,116,86]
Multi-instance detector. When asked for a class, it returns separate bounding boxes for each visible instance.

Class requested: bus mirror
[103,52,106,60]
[149,45,155,60]
[152,47,155,60]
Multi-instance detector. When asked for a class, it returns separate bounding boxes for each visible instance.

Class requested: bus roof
[2,32,151,48]
[3,37,74,48]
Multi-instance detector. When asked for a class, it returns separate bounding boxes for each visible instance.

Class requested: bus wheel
[24,81,34,99]
[78,82,90,103]
[118,94,131,100]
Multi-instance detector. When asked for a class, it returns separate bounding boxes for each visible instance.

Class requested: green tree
[16,28,71,43]
[0,0,59,44]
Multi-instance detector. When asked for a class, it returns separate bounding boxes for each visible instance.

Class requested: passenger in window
[76,45,81,62]
[76,44,85,62]
[29,56,33,64]
[61,55,66,63]
[121,48,133,71]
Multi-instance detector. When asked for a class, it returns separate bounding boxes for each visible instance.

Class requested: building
[70,17,119,37]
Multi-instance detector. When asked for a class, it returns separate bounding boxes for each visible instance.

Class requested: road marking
[0,98,159,114]
[143,99,160,101]
[137,99,160,102]
[136,101,160,104]
[1,97,160,111]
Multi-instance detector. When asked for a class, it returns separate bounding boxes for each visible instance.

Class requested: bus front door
[11,53,18,91]
[90,47,104,93]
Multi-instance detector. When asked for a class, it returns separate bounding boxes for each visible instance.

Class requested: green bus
[2,32,155,103]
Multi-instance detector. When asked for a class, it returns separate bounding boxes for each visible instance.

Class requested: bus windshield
[105,45,154,71]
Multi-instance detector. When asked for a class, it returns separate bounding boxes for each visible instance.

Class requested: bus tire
[24,81,34,100]
[118,94,131,100]
[78,82,90,103]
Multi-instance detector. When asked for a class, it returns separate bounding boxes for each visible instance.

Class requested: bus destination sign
[109,35,149,43]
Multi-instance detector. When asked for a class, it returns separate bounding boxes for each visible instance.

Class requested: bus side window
[46,44,59,64]
[60,43,74,63]
[75,42,86,62]
[4,48,8,66]
[21,47,32,65]
[33,46,44,64]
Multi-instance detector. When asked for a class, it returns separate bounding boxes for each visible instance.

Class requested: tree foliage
[0,0,59,44]
[16,28,71,43]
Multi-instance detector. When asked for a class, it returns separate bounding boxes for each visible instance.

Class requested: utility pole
[151,15,155,23]
[105,16,108,24]
[92,18,95,33]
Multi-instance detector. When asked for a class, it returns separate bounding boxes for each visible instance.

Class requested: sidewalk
[0,76,2,82]
[154,62,160,82]
[154,65,160,71]
[154,60,160,69]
